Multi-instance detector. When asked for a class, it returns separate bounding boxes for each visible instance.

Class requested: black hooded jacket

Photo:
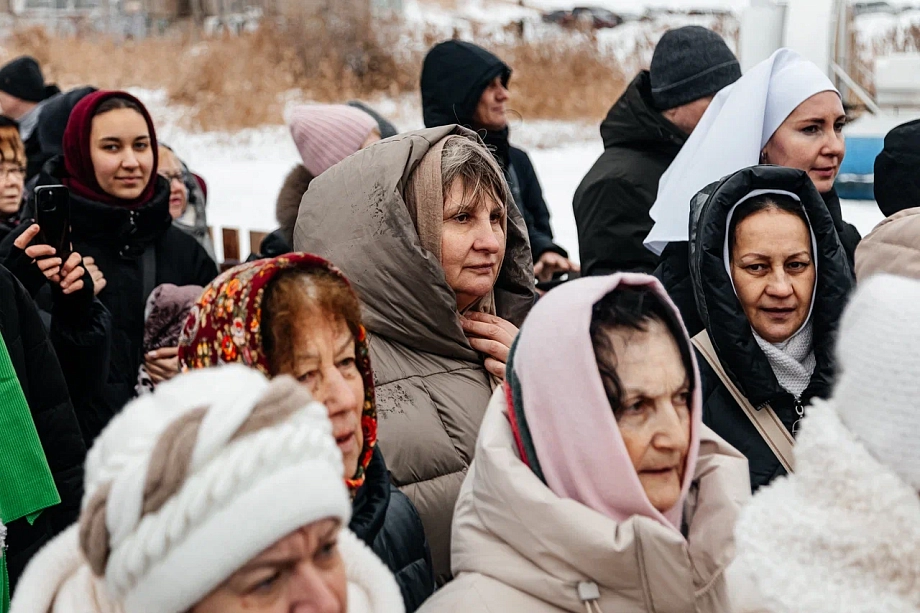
[574,72,687,276]
[350,448,434,612]
[421,40,566,261]
[0,265,87,591]
[688,166,854,491]
[656,184,860,338]
[3,157,219,443]
[24,86,97,182]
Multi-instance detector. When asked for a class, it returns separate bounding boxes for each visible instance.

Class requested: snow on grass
[131,84,884,263]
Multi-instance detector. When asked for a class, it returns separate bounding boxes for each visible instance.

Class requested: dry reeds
[2,12,631,131]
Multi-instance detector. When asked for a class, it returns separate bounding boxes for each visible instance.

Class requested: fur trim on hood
[277,164,314,247]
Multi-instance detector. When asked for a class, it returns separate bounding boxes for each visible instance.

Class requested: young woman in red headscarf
[28,90,218,442]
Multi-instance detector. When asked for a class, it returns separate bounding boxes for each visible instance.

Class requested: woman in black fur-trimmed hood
[688,165,853,491]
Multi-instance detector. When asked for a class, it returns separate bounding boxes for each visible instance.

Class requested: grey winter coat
[293,125,535,582]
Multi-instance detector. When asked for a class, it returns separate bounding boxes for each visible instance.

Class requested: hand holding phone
[34,184,71,261]
[12,223,86,295]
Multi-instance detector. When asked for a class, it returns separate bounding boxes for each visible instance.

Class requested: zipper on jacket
[578,581,603,613]
[792,396,805,435]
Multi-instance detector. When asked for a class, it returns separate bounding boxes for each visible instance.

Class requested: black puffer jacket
[18,157,218,442]
[351,448,434,612]
[688,166,854,491]
[0,265,87,591]
[421,40,566,261]
[574,72,687,276]
[656,184,859,338]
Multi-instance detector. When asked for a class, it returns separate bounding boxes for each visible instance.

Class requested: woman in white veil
[647,48,859,334]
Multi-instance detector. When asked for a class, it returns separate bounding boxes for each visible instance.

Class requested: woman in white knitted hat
[9,365,404,613]
[648,48,860,336]
[728,273,920,613]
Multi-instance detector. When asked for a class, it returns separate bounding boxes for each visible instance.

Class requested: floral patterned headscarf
[177,253,377,491]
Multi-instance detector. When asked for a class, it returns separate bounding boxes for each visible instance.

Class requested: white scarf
[753,324,815,397]
[723,191,818,398]
[644,48,838,255]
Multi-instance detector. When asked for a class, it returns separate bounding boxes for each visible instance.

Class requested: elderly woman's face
[275,311,365,480]
[441,178,506,312]
[607,319,691,513]
[731,208,816,343]
[158,147,189,220]
[762,92,846,194]
[192,519,347,613]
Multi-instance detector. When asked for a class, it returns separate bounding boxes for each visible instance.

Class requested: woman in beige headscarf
[293,125,535,583]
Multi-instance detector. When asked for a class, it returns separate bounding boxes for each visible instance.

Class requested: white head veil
[644,48,839,255]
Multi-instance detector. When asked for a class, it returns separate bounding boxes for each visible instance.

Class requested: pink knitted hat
[286,104,379,177]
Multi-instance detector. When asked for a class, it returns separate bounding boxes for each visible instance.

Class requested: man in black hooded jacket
[420,40,578,282]
[573,26,742,276]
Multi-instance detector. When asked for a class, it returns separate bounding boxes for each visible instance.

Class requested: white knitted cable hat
[78,364,351,613]
[832,273,920,491]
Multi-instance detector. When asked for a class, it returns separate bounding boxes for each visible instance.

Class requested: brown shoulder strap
[692,330,795,474]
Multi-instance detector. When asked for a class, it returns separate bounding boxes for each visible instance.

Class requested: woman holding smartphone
[18,90,217,443]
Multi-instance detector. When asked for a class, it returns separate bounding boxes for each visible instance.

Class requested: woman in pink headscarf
[417,274,751,613]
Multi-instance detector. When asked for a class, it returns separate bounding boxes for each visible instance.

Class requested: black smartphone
[34,185,71,261]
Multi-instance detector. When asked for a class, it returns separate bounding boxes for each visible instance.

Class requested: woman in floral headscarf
[177,253,434,612]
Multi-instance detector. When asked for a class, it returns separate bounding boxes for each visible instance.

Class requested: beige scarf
[405,135,506,317]
[405,135,507,388]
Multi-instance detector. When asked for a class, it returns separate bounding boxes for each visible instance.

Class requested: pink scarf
[510,273,702,532]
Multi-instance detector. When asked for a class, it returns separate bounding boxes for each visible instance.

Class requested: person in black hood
[1,90,218,445]
[874,118,920,218]
[574,26,741,277]
[23,86,97,183]
[0,56,61,147]
[421,39,578,282]
[688,166,853,491]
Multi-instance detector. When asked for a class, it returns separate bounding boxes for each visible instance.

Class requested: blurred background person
[0,116,26,242]
[421,40,578,283]
[158,144,216,261]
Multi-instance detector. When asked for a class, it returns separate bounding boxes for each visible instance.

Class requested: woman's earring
[760,150,767,164]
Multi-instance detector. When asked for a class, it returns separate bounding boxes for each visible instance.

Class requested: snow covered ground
[133,0,896,260]
[141,86,883,263]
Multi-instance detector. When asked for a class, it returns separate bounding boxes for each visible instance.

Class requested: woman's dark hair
[93,96,145,119]
[728,193,809,256]
[589,286,695,418]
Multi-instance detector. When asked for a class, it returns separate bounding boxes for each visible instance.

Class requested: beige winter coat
[293,125,535,582]
[855,207,920,281]
[418,390,751,613]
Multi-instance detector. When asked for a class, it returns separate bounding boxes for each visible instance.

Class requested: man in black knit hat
[0,56,60,142]
[574,26,741,276]
[420,40,579,284]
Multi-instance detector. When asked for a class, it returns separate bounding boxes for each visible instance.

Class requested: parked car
[542,6,623,29]
[853,2,899,16]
